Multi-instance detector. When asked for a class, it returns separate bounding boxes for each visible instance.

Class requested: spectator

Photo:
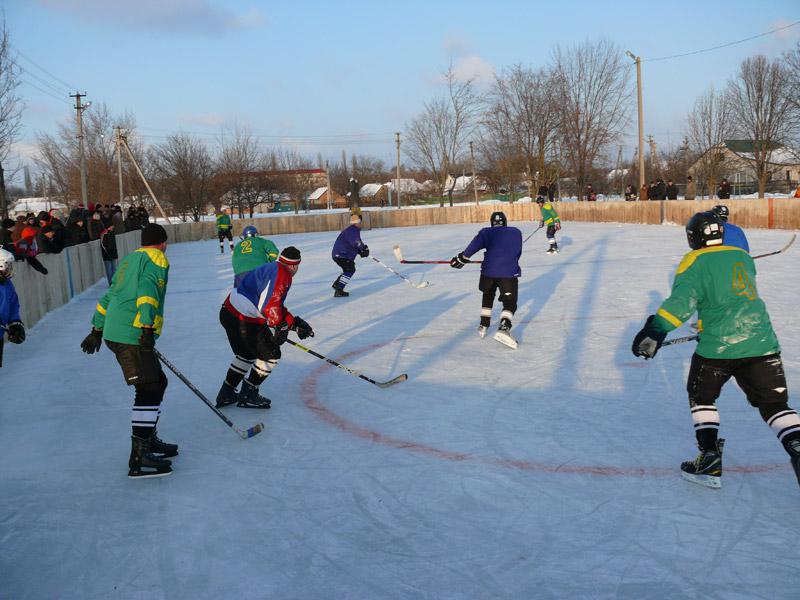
[665,179,679,200]
[124,207,141,232]
[717,178,731,199]
[111,207,125,234]
[65,217,89,247]
[685,175,696,200]
[36,225,58,254]
[794,184,800,198]
[1,218,15,252]
[624,184,637,201]
[11,216,25,242]
[654,178,667,200]
[14,222,48,275]
[100,223,118,284]
[648,180,657,200]
[68,203,89,225]
[585,183,597,201]
[639,183,649,201]
[548,180,557,202]
[88,211,104,241]
[138,205,150,225]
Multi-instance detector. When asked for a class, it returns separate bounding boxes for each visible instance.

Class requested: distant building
[10,197,68,217]
[358,183,389,206]
[307,186,346,209]
[688,140,800,184]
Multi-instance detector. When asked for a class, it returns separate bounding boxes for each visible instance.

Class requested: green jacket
[539,202,560,226]
[232,237,279,276]
[216,214,232,231]
[92,248,169,345]
[652,246,779,359]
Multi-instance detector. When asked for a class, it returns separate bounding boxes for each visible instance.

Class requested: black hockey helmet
[535,196,545,204]
[490,211,507,227]
[686,211,724,250]
[711,205,729,222]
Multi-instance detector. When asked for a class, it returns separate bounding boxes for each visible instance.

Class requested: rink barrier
[12,199,799,328]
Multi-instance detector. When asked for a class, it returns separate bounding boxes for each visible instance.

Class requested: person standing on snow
[536,195,562,254]
[450,211,522,349]
[631,211,800,490]
[216,208,234,254]
[331,214,369,298]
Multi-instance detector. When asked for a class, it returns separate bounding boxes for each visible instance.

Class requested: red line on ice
[300,341,785,477]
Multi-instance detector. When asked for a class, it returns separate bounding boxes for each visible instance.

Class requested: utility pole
[115,126,125,205]
[648,135,657,178]
[119,132,172,224]
[395,132,401,209]
[325,160,332,210]
[616,144,623,199]
[625,52,645,191]
[71,92,90,207]
[469,141,478,205]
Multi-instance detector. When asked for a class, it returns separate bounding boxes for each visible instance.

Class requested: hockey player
[79,224,177,479]
[631,211,800,489]
[216,208,234,254]
[536,195,561,254]
[0,248,26,368]
[331,214,369,297]
[450,211,522,349]
[711,205,749,252]
[216,246,314,409]
[232,225,279,286]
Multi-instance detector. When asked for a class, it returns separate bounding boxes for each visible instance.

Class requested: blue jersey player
[450,212,522,349]
[331,214,369,297]
[712,205,749,252]
[0,248,26,367]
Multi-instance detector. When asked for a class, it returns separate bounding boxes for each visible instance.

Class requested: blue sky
[4,0,799,172]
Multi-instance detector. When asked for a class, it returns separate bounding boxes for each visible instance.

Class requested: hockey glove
[358,245,370,258]
[554,222,562,231]
[539,220,545,228]
[80,328,103,354]
[631,315,667,359]
[292,316,314,340]
[139,327,156,351]
[7,321,25,344]
[270,321,290,346]
[450,253,468,269]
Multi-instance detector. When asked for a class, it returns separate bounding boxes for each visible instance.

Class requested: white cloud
[452,55,495,85]
[35,0,267,34]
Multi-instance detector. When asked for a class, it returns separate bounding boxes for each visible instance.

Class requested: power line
[19,77,72,105]
[11,45,77,92]
[135,125,394,140]
[644,20,800,63]
[16,65,71,97]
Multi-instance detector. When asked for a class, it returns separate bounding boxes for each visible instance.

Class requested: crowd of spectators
[0,203,150,281]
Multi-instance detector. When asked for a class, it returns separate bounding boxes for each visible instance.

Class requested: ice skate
[681,439,724,489]
[478,325,488,339]
[215,382,238,408]
[333,288,349,297]
[493,318,518,349]
[128,435,172,479]
[787,439,800,488]
[237,381,271,409]
[150,429,178,458]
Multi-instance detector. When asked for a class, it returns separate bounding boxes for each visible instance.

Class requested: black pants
[332,256,356,290]
[106,340,168,437]
[478,276,518,327]
[218,230,233,243]
[219,307,281,362]
[686,352,799,452]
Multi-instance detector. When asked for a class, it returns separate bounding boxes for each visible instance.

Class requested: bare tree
[149,133,215,222]
[782,42,800,137]
[0,20,23,218]
[551,39,630,200]
[216,127,265,218]
[685,88,734,197]
[405,66,480,206]
[727,55,798,197]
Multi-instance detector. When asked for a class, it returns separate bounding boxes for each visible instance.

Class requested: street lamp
[626,51,645,193]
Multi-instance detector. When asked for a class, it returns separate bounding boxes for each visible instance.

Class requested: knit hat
[278,246,301,266]
[350,214,362,225]
[141,223,168,246]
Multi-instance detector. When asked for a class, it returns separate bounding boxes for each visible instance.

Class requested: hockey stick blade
[662,334,699,347]
[393,245,404,262]
[753,233,796,260]
[376,373,409,388]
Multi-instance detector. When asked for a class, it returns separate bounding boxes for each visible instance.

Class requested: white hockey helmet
[0,248,14,279]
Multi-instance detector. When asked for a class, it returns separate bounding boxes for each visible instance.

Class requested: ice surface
[2,221,799,599]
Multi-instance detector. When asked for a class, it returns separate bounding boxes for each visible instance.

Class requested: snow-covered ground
[2,221,799,599]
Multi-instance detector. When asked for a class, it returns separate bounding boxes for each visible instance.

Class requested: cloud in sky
[178,112,228,127]
[35,0,266,35]
[440,31,495,86]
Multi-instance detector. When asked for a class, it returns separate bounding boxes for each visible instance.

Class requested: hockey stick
[154,349,264,439]
[370,256,430,288]
[392,245,482,264]
[662,334,699,347]
[753,233,796,260]
[286,339,408,388]
[523,224,544,244]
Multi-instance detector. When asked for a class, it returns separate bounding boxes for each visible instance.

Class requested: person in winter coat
[0,248,26,368]
[624,184,637,201]
[685,175,696,200]
[14,223,48,275]
[65,217,90,247]
[639,183,649,201]
[36,225,58,254]
[665,179,679,200]
[717,178,731,199]
[654,179,667,200]
[1,218,15,253]
[88,211,105,241]
[125,208,141,232]
[100,223,119,284]
[585,184,597,201]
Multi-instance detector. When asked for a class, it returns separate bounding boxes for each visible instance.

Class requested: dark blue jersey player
[451,211,522,349]
[331,214,369,297]
[711,205,749,252]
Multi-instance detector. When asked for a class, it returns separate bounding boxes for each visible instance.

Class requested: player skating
[216,247,314,409]
[535,194,561,254]
[331,214,369,297]
[80,224,178,479]
[232,225,279,286]
[450,211,522,349]
[0,248,26,368]
[631,211,800,489]
[216,208,234,254]
[711,205,749,252]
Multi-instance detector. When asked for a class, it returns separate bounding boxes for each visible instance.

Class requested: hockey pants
[478,276,518,327]
[333,256,356,290]
[219,306,280,389]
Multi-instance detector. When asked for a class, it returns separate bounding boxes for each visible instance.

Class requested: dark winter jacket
[65,221,90,247]
[88,217,104,241]
[718,181,731,199]
[100,226,118,261]
[665,183,679,200]
[654,181,666,200]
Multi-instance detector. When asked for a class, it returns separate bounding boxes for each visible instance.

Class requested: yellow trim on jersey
[133,313,164,335]
[136,296,159,309]
[676,246,747,275]
[136,247,169,269]
[657,307,683,328]
[95,303,107,315]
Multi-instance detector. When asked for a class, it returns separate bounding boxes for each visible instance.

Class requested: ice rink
[2,220,799,599]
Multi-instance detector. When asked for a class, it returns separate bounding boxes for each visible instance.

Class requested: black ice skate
[681,439,724,489]
[150,429,179,458]
[493,318,518,349]
[333,288,349,297]
[237,381,271,409]
[129,435,172,479]
[787,439,800,488]
[215,382,239,408]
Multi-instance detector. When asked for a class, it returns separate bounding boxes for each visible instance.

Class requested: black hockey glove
[139,327,156,351]
[292,316,315,340]
[270,321,290,346]
[539,220,545,228]
[80,328,103,354]
[358,245,370,258]
[450,253,468,269]
[631,315,668,359]
[7,321,25,344]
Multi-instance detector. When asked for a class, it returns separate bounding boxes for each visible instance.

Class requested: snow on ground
[2,221,799,599]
